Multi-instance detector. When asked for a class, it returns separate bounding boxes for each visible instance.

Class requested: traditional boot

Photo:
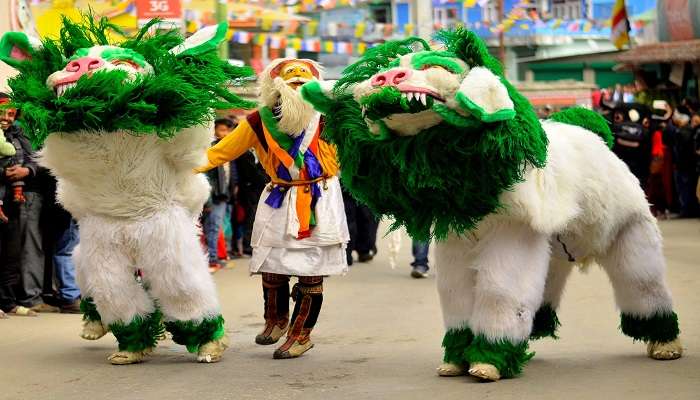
[255,273,290,345]
[273,276,323,359]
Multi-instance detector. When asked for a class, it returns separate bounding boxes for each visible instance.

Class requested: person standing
[410,240,430,278]
[231,146,269,256]
[198,58,349,359]
[0,93,55,314]
[342,188,379,265]
[0,97,36,317]
[671,108,698,218]
[203,118,237,273]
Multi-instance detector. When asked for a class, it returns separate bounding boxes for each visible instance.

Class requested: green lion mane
[4,15,255,147]
[321,29,548,241]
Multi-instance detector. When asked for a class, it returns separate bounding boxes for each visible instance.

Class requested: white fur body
[436,121,675,343]
[40,125,212,220]
[39,125,221,325]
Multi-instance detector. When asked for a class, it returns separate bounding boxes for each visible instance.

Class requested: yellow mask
[279,61,315,89]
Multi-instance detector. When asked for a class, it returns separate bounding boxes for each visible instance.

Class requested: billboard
[135,0,183,27]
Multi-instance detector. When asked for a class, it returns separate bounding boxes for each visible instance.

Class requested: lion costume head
[301,29,548,241]
[0,15,255,147]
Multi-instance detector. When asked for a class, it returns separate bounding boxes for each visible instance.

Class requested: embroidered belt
[268,175,330,191]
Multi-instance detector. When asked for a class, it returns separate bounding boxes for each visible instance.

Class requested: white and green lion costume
[301,29,682,381]
[0,17,256,364]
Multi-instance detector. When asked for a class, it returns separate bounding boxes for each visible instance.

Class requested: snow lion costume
[300,29,682,381]
[0,17,255,364]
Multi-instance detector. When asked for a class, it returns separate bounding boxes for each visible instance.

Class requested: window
[551,0,582,19]
[482,2,498,23]
[434,6,461,28]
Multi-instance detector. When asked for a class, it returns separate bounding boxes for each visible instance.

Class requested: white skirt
[248,175,350,276]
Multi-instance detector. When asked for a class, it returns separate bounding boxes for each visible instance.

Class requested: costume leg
[435,236,477,377]
[599,219,681,360]
[137,208,228,363]
[273,275,323,359]
[255,273,290,345]
[73,220,157,364]
[530,257,575,340]
[465,222,549,381]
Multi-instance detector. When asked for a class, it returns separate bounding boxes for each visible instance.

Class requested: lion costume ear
[0,31,42,68]
[300,80,336,115]
[455,67,515,123]
[169,23,228,57]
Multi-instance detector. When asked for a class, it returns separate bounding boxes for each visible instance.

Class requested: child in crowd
[0,126,18,223]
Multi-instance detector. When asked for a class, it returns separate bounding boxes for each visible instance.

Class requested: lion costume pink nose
[371,69,412,87]
[56,57,104,85]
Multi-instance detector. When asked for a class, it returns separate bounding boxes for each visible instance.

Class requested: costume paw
[107,349,150,365]
[468,362,501,381]
[456,67,515,123]
[80,320,109,340]
[647,338,682,360]
[197,334,230,363]
[437,362,467,377]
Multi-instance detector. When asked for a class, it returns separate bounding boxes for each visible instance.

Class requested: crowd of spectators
[597,88,700,219]
[0,92,80,319]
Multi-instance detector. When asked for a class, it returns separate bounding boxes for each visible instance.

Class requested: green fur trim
[80,297,101,322]
[530,304,560,340]
[165,315,225,353]
[1,15,255,148]
[464,335,534,378]
[109,309,164,352]
[98,47,147,67]
[319,28,547,241]
[0,32,33,68]
[456,91,516,123]
[442,327,474,365]
[411,51,466,74]
[177,22,228,57]
[549,107,613,149]
[620,311,679,343]
[432,103,483,129]
[433,29,504,75]
[300,81,333,115]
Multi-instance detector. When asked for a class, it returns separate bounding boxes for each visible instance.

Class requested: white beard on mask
[272,77,316,137]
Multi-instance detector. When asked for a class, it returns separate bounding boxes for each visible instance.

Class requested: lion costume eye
[111,59,139,69]
[422,65,450,72]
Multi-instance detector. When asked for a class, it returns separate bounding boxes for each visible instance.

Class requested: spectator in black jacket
[0,92,54,316]
[671,107,698,218]
[231,146,269,257]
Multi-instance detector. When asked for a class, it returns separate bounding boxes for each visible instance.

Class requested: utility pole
[215,0,229,60]
[498,0,505,69]
[413,0,433,40]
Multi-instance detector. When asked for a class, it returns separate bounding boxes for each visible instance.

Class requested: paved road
[1,220,698,400]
